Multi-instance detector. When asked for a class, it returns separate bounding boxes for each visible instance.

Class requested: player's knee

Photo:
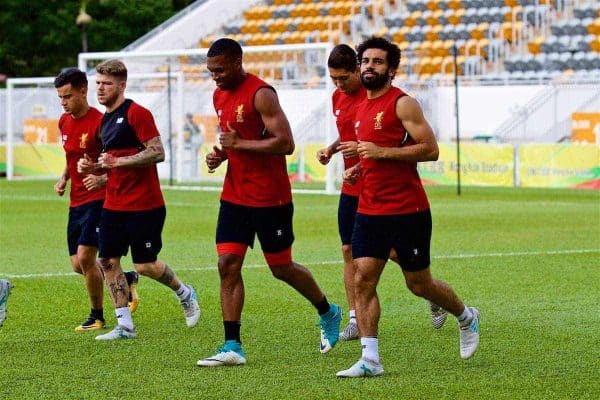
[134,262,155,276]
[71,263,83,275]
[341,244,352,258]
[217,255,242,279]
[354,269,375,291]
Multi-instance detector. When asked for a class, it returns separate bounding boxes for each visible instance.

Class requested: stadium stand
[191,0,600,84]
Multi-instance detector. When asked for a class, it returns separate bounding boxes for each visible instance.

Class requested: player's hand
[343,164,361,185]
[337,141,358,158]
[77,153,97,174]
[82,174,106,191]
[316,148,331,165]
[98,152,118,169]
[54,177,67,196]
[357,141,385,160]
[218,122,238,149]
[206,145,225,173]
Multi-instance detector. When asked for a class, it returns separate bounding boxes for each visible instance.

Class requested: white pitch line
[2,248,598,279]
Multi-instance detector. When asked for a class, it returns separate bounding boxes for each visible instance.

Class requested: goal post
[4,72,184,182]
[77,43,338,193]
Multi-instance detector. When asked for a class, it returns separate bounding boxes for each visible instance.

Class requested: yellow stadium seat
[306,3,321,17]
[375,26,389,38]
[587,18,600,35]
[471,22,489,40]
[418,41,434,57]
[527,36,544,55]
[448,9,465,25]
[398,41,410,52]
[448,0,462,10]
[431,56,443,74]
[407,11,422,27]
[426,25,443,41]
[431,40,446,57]
[320,30,341,44]
[426,0,440,11]
[505,6,521,22]
[429,10,443,26]
[416,56,433,74]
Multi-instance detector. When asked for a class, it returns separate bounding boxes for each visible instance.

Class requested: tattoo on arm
[123,143,165,166]
[157,265,175,286]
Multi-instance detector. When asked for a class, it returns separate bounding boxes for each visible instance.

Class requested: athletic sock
[349,309,356,323]
[224,320,241,344]
[176,283,191,300]
[315,296,331,316]
[115,306,134,331]
[361,336,380,364]
[457,306,474,328]
[91,308,104,321]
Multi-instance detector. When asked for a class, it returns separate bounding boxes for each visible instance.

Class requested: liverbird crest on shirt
[374,112,384,130]
[79,133,88,149]
[235,104,244,122]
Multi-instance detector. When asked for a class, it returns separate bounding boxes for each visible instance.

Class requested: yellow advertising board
[0,143,64,177]
[519,143,600,189]
[418,143,514,187]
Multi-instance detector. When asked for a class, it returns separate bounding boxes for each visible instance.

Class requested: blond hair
[95,59,128,81]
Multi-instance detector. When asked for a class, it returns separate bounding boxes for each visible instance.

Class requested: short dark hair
[327,44,357,71]
[95,59,128,81]
[207,38,243,59]
[356,36,401,70]
[54,68,87,89]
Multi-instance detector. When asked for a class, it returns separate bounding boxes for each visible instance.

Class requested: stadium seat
[448,9,465,25]
[471,22,489,40]
[587,18,600,35]
[527,36,544,54]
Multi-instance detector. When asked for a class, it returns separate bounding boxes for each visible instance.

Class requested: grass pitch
[0,180,598,399]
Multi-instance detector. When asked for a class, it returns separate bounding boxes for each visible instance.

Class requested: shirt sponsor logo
[117,117,124,124]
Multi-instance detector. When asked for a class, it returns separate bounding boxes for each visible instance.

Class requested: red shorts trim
[263,247,292,265]
[216,242,248,258]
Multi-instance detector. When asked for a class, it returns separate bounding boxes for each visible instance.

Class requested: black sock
[91,308,104,321]
[315,296,330,316]
[224,320,241,343]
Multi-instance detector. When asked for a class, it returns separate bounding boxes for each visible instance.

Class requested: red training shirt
[354,86,430,215]
[332,86,366,197]
[58,107,105,207]
[213,73,292,207]
[100,99,165,211]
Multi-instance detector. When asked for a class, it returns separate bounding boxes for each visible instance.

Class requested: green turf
[0,180,599,399]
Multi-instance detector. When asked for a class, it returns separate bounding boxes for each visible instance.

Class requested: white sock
[349,309,356,322]
[115,307,134,331]
[360,336,380,364]
[457,306,473,328]
[176,283,191,300]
